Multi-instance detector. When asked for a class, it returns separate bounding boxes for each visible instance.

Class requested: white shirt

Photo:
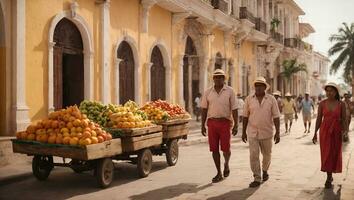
[237,98,245,114]
[195,97,201,108]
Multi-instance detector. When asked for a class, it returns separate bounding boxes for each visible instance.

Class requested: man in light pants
[242,77,281,188]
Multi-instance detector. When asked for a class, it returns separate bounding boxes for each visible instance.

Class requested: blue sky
[295,0,354,84]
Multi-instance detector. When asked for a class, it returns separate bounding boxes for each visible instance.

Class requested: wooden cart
[156,118,191,166]
[12,138,122,188]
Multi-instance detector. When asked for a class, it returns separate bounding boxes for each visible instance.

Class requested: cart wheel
[166,139,179,166]
[32,155,54,181]
[96,158,114,188]
[137,149,152,178]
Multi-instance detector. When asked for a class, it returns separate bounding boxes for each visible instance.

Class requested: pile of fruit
[105,101,152,129]
[142,100,191,121]
[79,100,109,127]
[140,104,170,122]
[16,106,112,146]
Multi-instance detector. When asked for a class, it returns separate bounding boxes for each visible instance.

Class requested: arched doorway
[117,41,135,104]
[53,18,84,110]
[183,36,199,113]
[0,3,6,133]
[150,46,165,101]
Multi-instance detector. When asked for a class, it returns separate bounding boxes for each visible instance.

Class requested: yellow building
[0,0,322,137]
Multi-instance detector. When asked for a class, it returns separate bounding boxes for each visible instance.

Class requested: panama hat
[324,82,341,95]
[253,76,270,90]
[304,91,310,95]
[212,69,226,77]
[285,92,292,97]
[272,90,281,96]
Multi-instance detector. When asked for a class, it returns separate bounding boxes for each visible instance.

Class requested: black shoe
[263,171,269,182]
[212,174,223,183]
[223,168,230,178]
[249,181,261,188]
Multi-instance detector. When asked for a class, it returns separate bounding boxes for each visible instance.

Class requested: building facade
[0,0,328,136]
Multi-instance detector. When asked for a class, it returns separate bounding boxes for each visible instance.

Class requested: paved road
[0,116,353,200]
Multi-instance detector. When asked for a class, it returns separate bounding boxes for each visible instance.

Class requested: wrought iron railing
[239,7,256,24]
[271,31,283,44]
[255,18,267,34]
[211,0,229,14]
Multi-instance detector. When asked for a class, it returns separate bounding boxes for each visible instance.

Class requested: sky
[295,0,354,84]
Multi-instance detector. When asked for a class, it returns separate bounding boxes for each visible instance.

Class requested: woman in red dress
[312,82,346,188]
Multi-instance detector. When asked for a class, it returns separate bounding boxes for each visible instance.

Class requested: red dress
[319,100,342,173]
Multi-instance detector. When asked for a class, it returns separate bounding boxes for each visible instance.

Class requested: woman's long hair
[326,86,340,101]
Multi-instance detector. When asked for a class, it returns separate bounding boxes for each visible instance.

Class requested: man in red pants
[201,69,238,183]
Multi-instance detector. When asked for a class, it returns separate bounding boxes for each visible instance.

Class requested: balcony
[239,7,256,24]
[302,41,313,52]
[255,18,267,34]
[211,0,229,14]
[284,38,300,49]
[271,31,283,44]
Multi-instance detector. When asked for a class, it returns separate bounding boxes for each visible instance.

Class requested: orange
[48,135,56,144]
[69,137,79,146]
[91,136,98,144]
[20,132,28,140]
[56,135,63,144]
[97,136,104,143]
[82,138,92,146]
[26,133,36,141]
[63,136,71,145]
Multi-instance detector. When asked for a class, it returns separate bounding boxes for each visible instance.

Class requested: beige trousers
[249,137,273,182]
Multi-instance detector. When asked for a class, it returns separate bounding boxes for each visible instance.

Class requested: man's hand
[295,114,298,120]
[232,125,238,136]
[274,132,280,144]
[201,126,207,137]
[242,133,247,143]
[312,133,317,144]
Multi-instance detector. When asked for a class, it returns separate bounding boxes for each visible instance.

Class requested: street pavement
[0,115,353,200]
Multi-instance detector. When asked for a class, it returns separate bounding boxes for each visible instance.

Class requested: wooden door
[150,47,165,101]
[118,41,135,104]
[53,46,63,110]
[62,53,84,108]
[53,18,84,110]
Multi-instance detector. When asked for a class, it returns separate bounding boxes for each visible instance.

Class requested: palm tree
[280,59,307,93]
[328,22,354,94]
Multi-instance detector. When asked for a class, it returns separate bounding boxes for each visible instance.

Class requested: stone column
[114,58,123,104]
[188,58,193,114]
[178,54,185,107]
[13,0,30,132]
[165,65,172,101]
[48,41,56,113]
[264,0,270,33]
[101,0,110,104]
[145,62,153,101]
[141,0,156,33]
[200,56,209,93]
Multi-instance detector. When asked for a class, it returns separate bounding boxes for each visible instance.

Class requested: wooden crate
[115,125,163,137]
[12,139,122,161]
[121,132,163,152]
[162,123,189,139]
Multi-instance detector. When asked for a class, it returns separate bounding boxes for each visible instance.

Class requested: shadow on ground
[296,185,341,200]
[207,187,259,200]
[0,161,169,200]
[129,183,212,200]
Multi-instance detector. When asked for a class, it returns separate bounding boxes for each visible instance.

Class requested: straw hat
[285,92,292,97]
[304,91,310,95]
[212,69,226,77]
[324,82,341,95]
[253,76,270,90]
[272,90,281,96]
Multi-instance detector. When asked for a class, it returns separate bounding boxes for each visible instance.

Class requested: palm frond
[328,42,347,56]
[330,48,350,73]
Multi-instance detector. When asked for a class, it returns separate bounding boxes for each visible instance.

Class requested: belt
[209,117,229,121]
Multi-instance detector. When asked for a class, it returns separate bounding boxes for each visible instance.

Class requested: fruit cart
[12,138,122,188]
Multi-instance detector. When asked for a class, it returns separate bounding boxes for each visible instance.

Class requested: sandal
[325,177,333,189]
[212,174,223,183]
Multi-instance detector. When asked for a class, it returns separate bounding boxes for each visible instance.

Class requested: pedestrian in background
[194,93,202,122]
[237,94,245,123]
[201,69,238,183]
[242,76,280,188]
[313,82,346,189]
[342,93,353,142]
[300,92,315,134]
[273,91,283,113]
[282,92,298,133]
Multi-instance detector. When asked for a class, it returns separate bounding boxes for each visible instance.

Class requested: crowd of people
[199,69,351,189]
